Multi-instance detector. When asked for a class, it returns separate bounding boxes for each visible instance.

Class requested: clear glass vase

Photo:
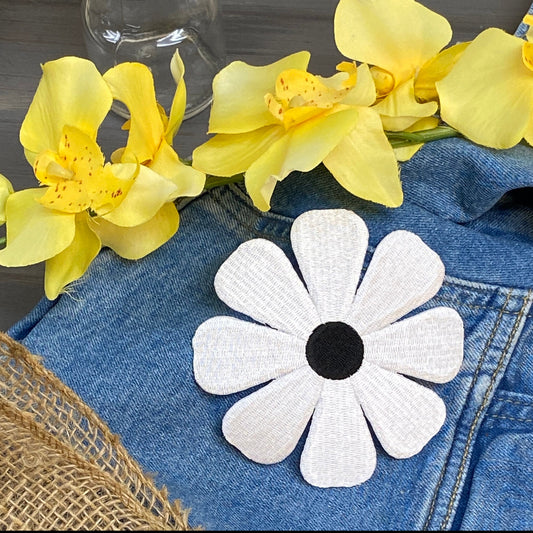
[80,0,226,119]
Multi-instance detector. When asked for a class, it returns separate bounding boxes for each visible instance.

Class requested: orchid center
[522,41,533,72]
[264,68,354,129]
[370,66,395,98]
[306,321,364,380]
[33,125,131,215]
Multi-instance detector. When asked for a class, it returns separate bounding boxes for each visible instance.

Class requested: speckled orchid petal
[192,125,285,178]
[323,106,402,207]
[245,107,360,211]
[90,202,179,260]
[0,189,75,267]
[20,57,113,165]
[0,174,14,224]
[103,62,165,165]
[208,51,311,134]
[437,28,533,149]
[101,164,177,227]
[334,0,451,84]
[36,126,130,215]
[44,212,101,300]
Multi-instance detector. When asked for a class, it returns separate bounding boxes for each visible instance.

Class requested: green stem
[0,236,5,247]
[386,125,461,148]
[204,173,245,190]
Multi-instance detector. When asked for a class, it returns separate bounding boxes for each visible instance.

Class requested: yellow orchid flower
[334,0,454,131]
[192,51,402,211]
[436,26,533,149]
[0,174,13,225]
[103,51,205,199]
[0,56,185,299]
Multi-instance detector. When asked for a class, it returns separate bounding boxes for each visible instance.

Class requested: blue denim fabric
[8,134,533,531]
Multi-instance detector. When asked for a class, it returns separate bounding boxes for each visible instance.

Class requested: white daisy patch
[193,209,464,488]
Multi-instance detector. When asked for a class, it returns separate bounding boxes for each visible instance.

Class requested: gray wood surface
[1,0,531,332]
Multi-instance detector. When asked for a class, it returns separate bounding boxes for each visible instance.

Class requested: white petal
[222,366,323,464]
[215,239,321,340]
[363,307,464,383]
[290,209,369,323]
[300,379,376,487]
[193,316,307,394]
[345,231,444,334]
[351,362,446,459]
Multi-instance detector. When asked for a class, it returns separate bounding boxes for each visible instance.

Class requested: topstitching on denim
[423,289,533,530]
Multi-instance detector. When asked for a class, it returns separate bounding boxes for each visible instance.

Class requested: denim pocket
[456,390,533,530]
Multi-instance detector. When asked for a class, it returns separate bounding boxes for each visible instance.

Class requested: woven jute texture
[0,332,194,531]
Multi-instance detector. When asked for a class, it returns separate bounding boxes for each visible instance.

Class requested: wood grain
[0,0,531,331]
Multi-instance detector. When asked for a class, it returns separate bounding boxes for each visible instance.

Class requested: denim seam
[434,297,526,315]
[440,290,532,530]
[488,414,533,423]
[500,398,533,407]
[423,290,513,530]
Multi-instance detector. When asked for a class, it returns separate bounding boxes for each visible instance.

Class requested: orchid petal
[415,41,470,102]
[101,164,177,227]
[103,62,165,164]
[209,51,311,134]
[150,141,205,198]
[245,107,360,211]
[323,106,402,207]
[222,366,323,464]
[525,116,533,146]
[193,316,307,395]
[373,79,438,126]
[0,174,14,224]
[165,50,187,142]
[90,202,179,260]
[437,28,533,149]
[0,189,75,266]
[44,212,101,299]
[334,0,451,83]
[20,57,112,166]
[192,125,285,177]
[342,63,377,107]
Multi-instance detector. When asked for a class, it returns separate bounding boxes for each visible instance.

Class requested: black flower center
[305,321,364,380]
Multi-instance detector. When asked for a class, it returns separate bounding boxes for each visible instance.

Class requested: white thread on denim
[192,209,464,488]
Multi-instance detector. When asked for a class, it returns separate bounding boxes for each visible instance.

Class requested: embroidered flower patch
[193,209,463,488]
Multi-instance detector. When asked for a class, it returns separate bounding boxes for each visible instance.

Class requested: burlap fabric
[0,332,194,531]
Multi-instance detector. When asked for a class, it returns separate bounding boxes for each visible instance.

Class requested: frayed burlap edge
[0,331,198,531]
